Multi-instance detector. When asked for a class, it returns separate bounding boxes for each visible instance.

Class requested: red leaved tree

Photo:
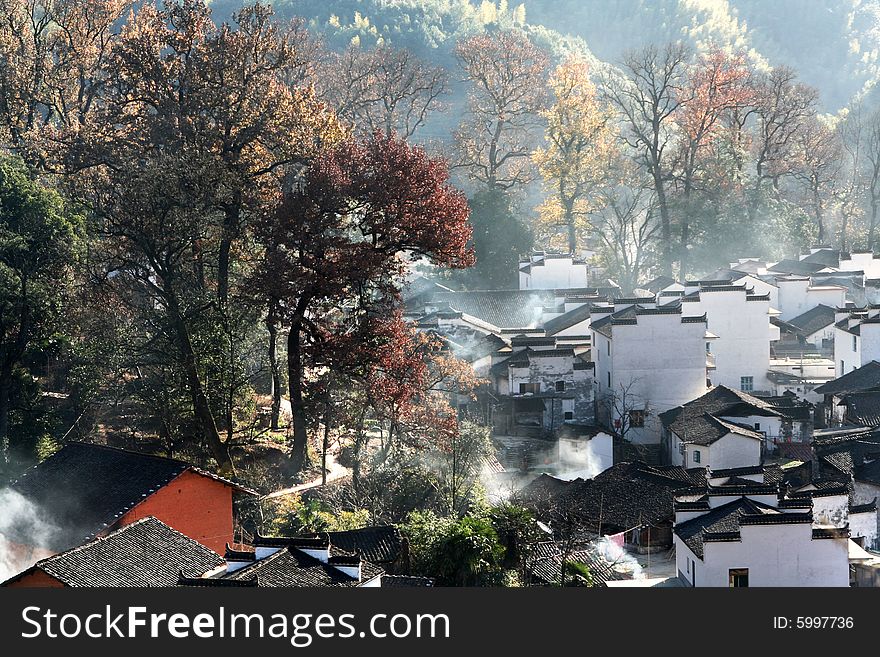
[254,131,474,473]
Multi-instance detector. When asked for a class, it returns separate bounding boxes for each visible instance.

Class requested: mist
[0,488,59,582]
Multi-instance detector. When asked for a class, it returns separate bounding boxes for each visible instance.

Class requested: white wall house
[666,418,763,470]
[834,306,880,377]
[519,253,589,290]
[840,251,880,279]
[680,283,773,394]
[776,276,846,321]
[591,304,709,444]
[674,496,850,587]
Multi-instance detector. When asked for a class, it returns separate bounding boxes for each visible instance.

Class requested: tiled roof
[642,275,677,293]
[224,546,383,587]
[323,526,402,565]
[381,575,435,587]
[432,290,556,329]
[520,462,705,532]
[528,541,631,586]
[6,443,254,553]
[840,391,880,426]
[800,249,840,267]
[787,304,836,336]
[814,361,880,396]
[768,259,827,276]
[2,517,224,587]
[659,385,785,442]
[543,303,592,336]
[674,498,784,559]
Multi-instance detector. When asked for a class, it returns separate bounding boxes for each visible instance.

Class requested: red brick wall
[116,470,234,553]
[5,568,65,588]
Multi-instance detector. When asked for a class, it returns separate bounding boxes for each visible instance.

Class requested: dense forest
[3,0,880,541]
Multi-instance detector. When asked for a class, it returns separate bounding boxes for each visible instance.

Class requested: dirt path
[263,448,349,499]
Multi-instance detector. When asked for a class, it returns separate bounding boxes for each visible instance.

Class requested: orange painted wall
[116,470,233,553]
[5,569,65,588]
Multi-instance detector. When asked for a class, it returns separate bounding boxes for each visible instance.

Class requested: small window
[729,568,749,588]
[564,411,574,420]
[754,422,760,431]
[607,372,611,387]
[607,341,610,356]
[854,335,858,352]
[629,409,645,428]
[692,450,701,464]
[556,380,566,392]
[519,383,540,394]
[841,360,845,375]
[740,376,753,392]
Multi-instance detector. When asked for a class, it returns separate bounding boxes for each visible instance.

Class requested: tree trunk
[287,320,310,473]
[653,170,673,277]
[870,198,879,250]
[166,290,234,475]
[322,398,331,486]
[267,300,282,431]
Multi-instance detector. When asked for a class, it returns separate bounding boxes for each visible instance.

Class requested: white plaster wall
[704,433,762,470]
[520,258,588,290]
[835,326,861,377]
[811,494,849,527]
[849,510,879,549]
[697,524,850,586]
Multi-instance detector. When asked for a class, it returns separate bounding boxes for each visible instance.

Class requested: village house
[785,304,836,352]
[2,517,226,587]
[591,302,710,445]
[813,360,880,426]
[518,253,590,290]
[520,461,706,553]
[180,534,386,587]
[678,281,775,394]
[674,493,850,587]
[2,442,255,565]
[659,386,796,470]
[833,305,880,377]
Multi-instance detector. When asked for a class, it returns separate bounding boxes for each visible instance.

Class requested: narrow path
[264,448,349,499]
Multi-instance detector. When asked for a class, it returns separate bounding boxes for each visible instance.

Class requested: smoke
[596,535,645,580]
[0,488,59,582]
[555,439,608,480]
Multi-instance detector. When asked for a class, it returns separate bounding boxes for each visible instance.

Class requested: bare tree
[862,108,880,249]
[602,43,691,276]
[836,103,866,251]
[598,378,648,444]
[748,66,819,222]
[791,117,842,244]
[453,30,549,190]
[320,44,449,139]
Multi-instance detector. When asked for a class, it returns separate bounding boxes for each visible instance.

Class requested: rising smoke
[0,488,59,582]
[596,535,645,579]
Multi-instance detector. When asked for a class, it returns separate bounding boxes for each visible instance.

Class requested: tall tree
[0,157,80,472]
[534,55,615,254]
[792,117,841,244]
[453,30,549,190]
[748,66,819,223]
[320,44,449,139]
[674,50,752,279]
[0,0,133,164]
[254,132,474,472]
[602,43,691,276]
[65,0,341,474]
[864,108,880,249]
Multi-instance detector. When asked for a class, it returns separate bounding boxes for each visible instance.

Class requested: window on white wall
[740,376,753,392]
[692,450,701,464]
[853,335,858,352]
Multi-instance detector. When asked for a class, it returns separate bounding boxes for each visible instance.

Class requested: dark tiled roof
[814,361,880,396]
[850,498,877,514]
[674,498,783,559]
[659,385,784,442]
[787,304,836,336]
[381,575,435,587]
[3,517,224,587]
[642,275,677,293]
[520,462,704,532]
[528,541,630,586]
[768,259,827,275]
[433,290,555,329]
[840,391,880,426]
[224,546,383,587]
[800,249,840,267]
[6,443,253,553]
[323,526,401,565]
[543,303,593,336]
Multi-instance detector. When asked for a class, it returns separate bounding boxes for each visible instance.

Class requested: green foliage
[401,509,506,586]
[450,189,532,289]
[562,560,593,587]
[262,494,372,535]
